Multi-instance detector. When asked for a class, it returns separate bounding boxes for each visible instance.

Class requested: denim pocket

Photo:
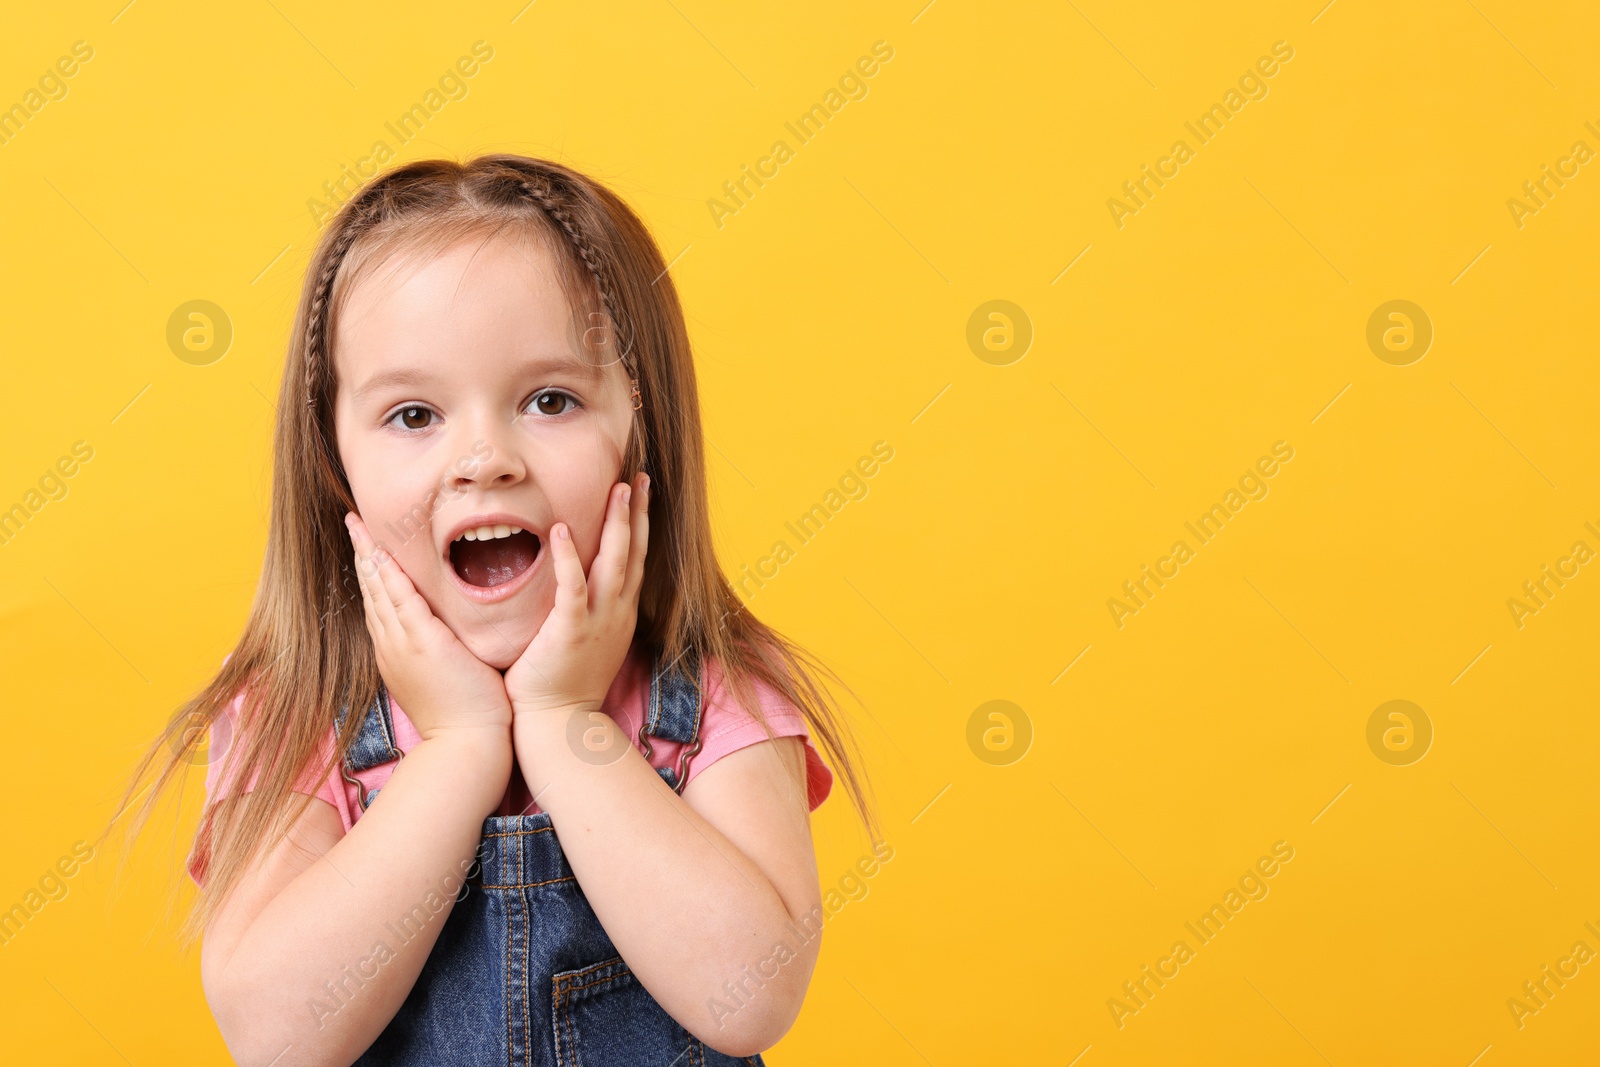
[551,956,763,1066]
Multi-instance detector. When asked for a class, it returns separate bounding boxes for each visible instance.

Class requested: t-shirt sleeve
[680,662,835,812]
[186,687,344,887]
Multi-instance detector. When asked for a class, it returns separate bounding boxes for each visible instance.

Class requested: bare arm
[501,475,825,1056]
[200,729,511,1067]
[514,716,822,1058]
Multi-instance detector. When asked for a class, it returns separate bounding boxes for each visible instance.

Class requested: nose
[448,410,526,492]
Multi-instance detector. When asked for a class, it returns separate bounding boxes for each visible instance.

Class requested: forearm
[513,711,809,1052]
[214,731,510,1067]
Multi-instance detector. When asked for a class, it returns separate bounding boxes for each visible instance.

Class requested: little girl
[117,154,876,1066]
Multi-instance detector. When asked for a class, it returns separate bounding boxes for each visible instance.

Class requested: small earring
[628,378,642,411]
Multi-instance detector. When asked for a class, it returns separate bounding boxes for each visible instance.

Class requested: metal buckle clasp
[637,723,703,795]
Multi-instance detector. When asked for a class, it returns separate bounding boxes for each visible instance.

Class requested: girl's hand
[504,473,650,716]
[346,512,514,743]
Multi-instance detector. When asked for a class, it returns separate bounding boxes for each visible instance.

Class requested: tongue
[451,531,539,588]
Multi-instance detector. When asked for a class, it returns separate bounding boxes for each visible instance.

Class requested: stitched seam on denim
[688,659,706,743]
[552,977,567,1067]
[510,828,527,1067]
[563,976,576,1067]
[553,960,630,1063]
[481,875,575,890]
[562,975,572,1067]
[647,649,704,745]
[505,862,514,1067]
[483,827,555,839]
[654,653,685,740]
[528,883,534,1067]
[556,957,622,982]
[557,970,631,996]
[647,645,663,735]
[556,964,581,1067]
[377,687,400,760]
[340,700,375,774]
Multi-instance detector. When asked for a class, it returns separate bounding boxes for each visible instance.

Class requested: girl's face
[332,231,635,670]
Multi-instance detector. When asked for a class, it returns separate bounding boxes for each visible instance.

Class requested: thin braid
[303,219,369,408]
[512,172,652,487]
[513,176,636,370]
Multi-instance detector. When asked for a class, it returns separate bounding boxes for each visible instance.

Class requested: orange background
[1,1,1598,1063]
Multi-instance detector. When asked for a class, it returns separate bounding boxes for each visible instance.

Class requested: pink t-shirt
[188,641,832,886]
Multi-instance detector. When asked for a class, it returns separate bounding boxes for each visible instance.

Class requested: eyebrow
[352,354,601,401]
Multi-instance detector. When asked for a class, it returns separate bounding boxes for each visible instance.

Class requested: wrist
[417,725,514,769]
[417,727,513,813]
[511,697,604,721]
[511,702,631,802]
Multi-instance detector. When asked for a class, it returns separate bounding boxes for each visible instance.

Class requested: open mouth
[448,523,542,588]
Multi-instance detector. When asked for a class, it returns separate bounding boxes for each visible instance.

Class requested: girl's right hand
[345,512,513,743]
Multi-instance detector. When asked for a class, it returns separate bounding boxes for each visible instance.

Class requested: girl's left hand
[504,472,650,716]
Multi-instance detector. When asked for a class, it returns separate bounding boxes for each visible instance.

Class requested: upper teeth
[456,524,523,542]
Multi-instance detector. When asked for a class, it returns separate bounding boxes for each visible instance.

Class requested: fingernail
[556,524,570,541]
[641,474,651,498]
[621,485,632,506]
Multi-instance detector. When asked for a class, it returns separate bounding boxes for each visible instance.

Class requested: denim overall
[333,645,764,1066]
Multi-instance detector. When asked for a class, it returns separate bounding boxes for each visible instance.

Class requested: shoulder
[197,662,345,815]
[189,659,347,884]
[697,652,801,737]
[688,650,835,812]
[200,684,249,800]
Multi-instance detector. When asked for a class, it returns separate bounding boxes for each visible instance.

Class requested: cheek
[340,447,389,524]
[539,466,620,565]
[346,458,439,565]
[567,488,618,568]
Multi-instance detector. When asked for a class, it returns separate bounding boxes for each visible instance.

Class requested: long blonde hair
[110,154,879,946]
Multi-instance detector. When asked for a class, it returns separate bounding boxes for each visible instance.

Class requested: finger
[345,513,386,639]
[622,473,650,601]
[347,512,380,579]
[549,521,589,618]
[369,541,439,633]
[349,514,402,635]
[368,544,408,612]
[590,481,632,602]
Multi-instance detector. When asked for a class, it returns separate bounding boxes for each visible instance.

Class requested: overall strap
[638,644,706,794]
[333,685,402,810]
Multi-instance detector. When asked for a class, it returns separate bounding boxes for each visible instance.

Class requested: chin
[461,626,533,672]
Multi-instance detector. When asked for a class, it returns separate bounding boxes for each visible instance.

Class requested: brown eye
[531,391,575,416]
[395,406,432,430]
